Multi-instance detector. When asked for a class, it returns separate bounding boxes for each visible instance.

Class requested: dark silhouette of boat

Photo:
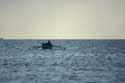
[32,40,65,50]
[42,40,53,49]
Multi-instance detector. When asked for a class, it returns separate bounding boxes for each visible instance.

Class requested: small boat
[42,40,53,49]
[31,40,65,50]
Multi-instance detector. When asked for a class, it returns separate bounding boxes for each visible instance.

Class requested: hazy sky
[0,0,125,39]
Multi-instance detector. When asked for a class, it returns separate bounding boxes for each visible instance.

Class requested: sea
[0,39,125,83]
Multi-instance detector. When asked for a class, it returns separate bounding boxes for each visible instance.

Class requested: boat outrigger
[31,40,65,50]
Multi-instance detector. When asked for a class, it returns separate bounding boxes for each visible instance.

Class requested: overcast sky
[0,0,124,39]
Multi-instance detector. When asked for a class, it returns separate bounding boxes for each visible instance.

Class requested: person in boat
[42,40,53,49]
[32,40,65,50]
[47,40,52,46]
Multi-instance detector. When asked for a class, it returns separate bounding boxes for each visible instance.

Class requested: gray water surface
[0,40,125,83]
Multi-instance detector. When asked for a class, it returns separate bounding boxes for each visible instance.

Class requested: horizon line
[1,38,125,40]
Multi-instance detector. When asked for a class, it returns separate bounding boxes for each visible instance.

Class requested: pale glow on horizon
[0,0,125,39]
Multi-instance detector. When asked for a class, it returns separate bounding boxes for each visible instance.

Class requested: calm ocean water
[0,40,125,83]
